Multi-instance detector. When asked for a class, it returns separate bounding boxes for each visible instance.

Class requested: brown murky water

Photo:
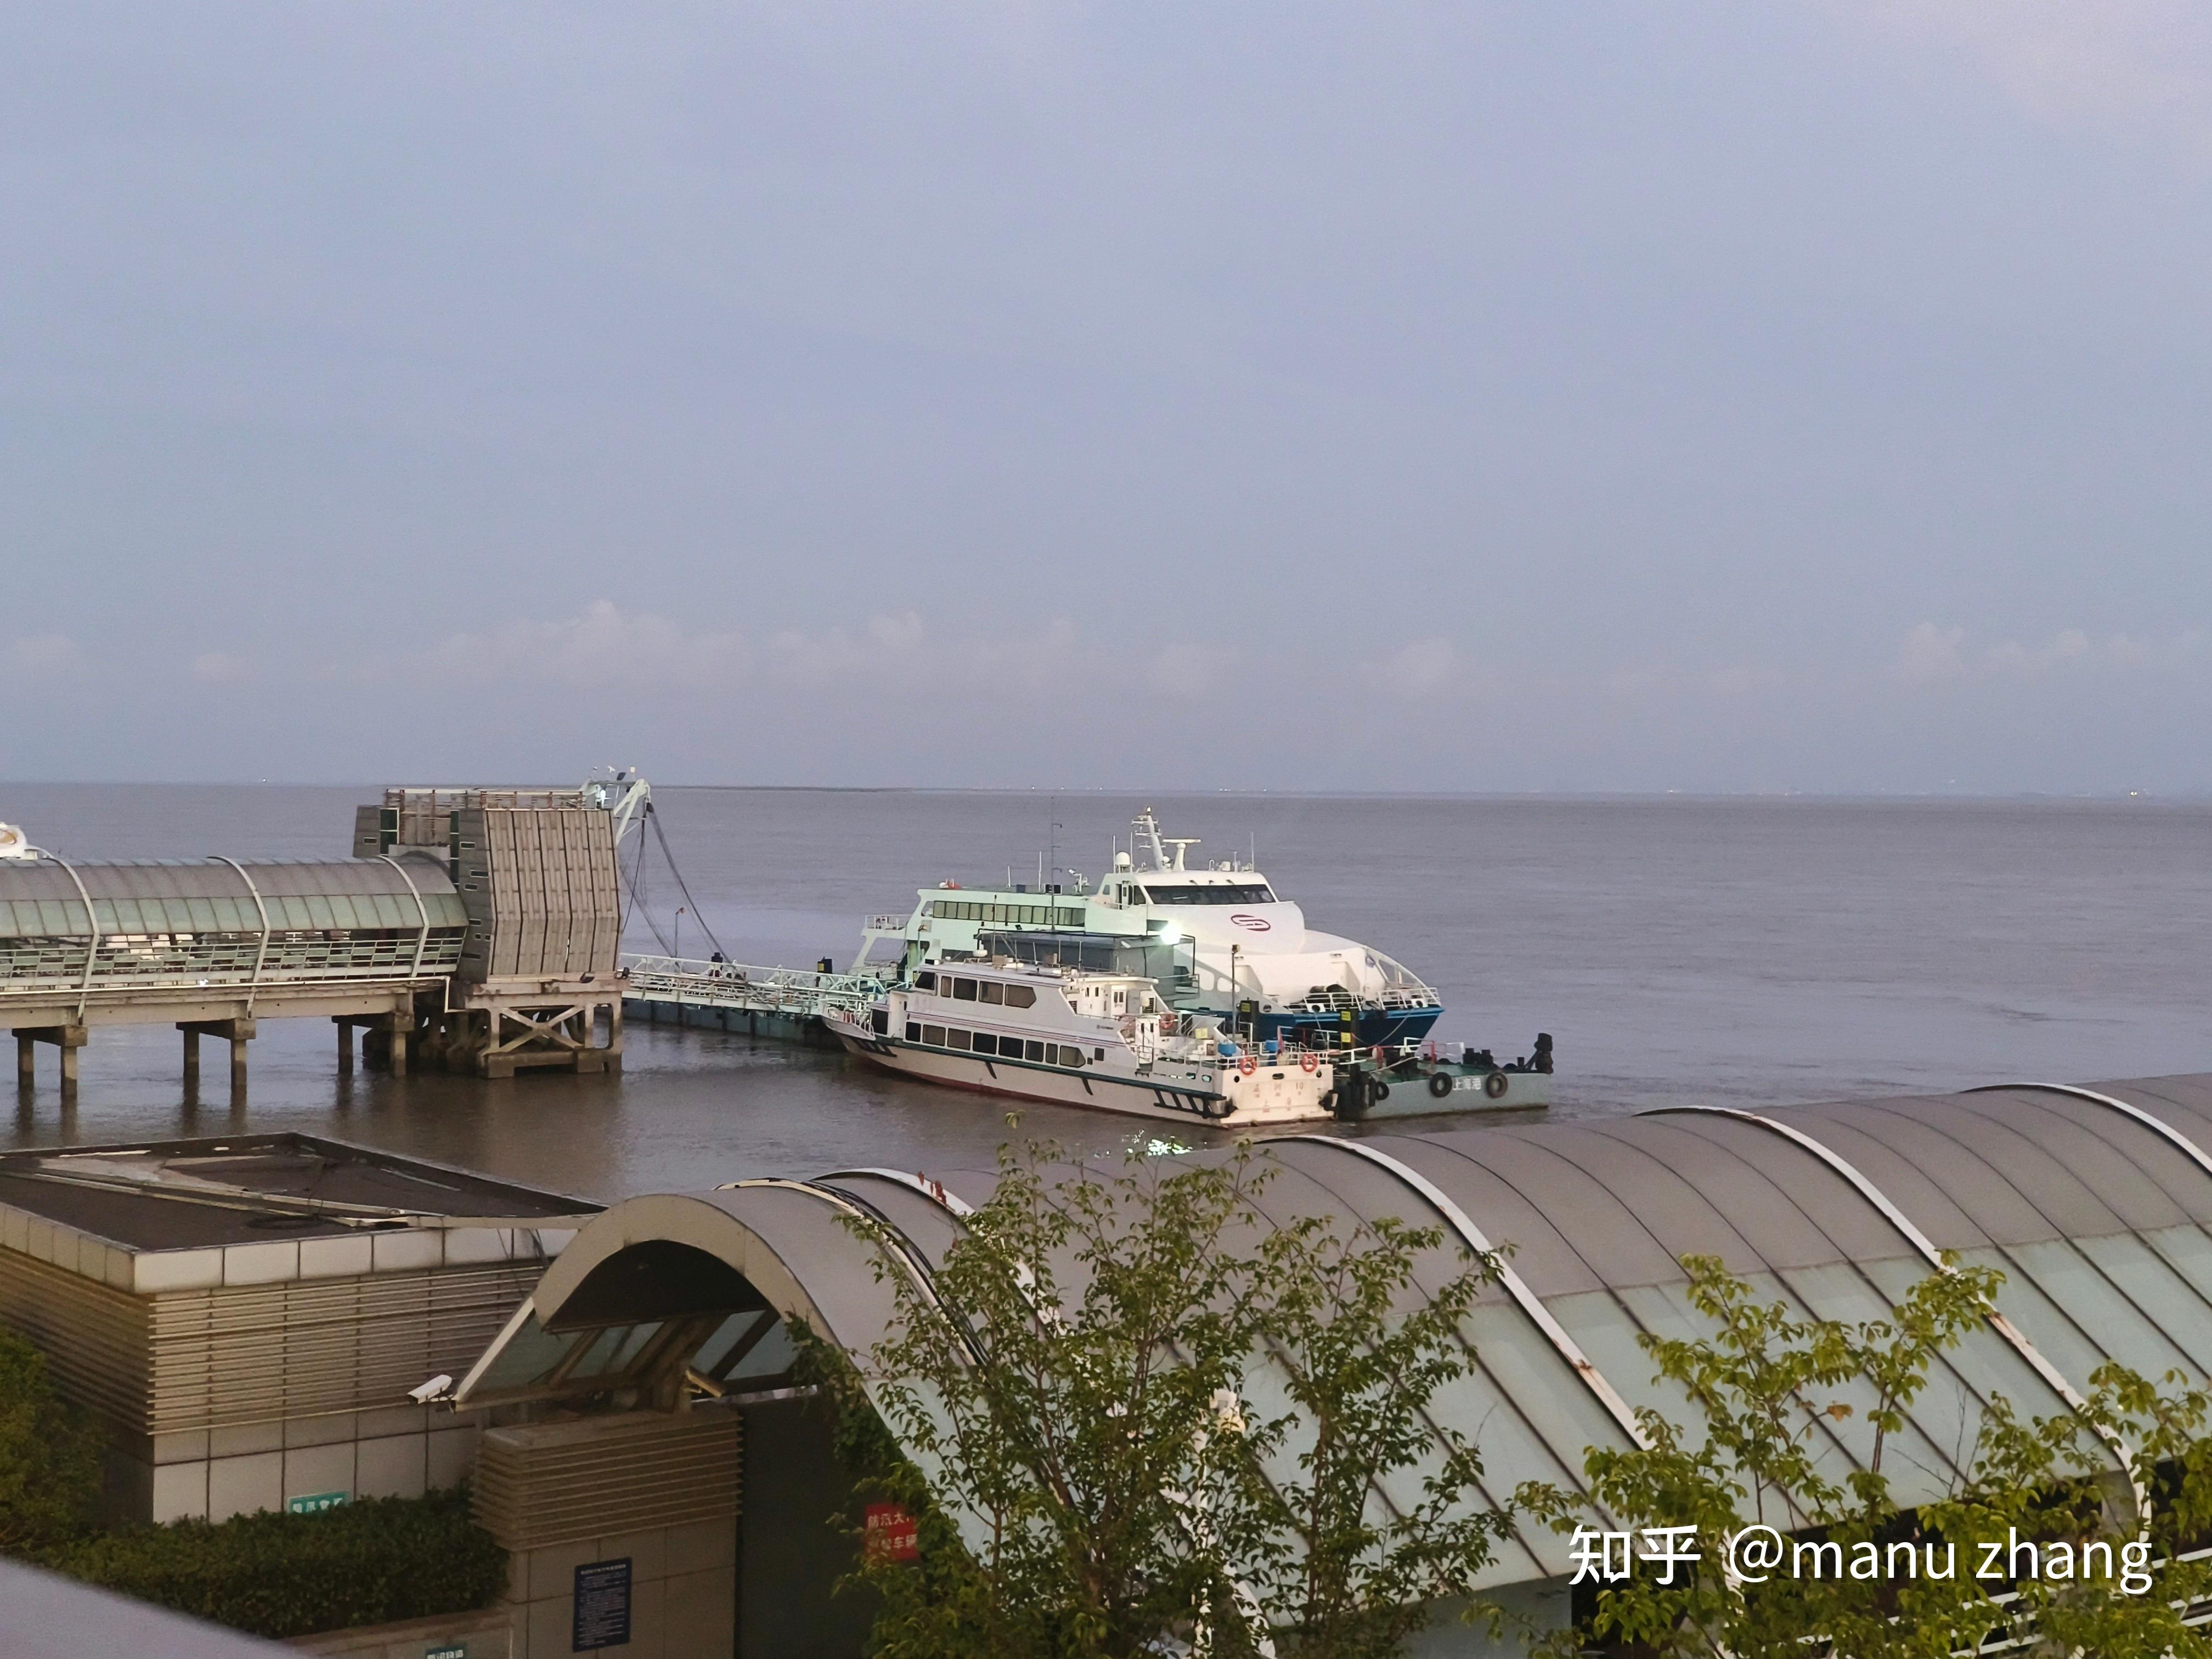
[5,785,2207,1203]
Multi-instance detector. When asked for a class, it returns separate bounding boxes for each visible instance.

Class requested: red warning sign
[865,1502,919,1563]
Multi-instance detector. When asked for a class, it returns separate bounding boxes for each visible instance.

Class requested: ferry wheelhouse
[823,959,1338,1126]
[852,810,1444,1056]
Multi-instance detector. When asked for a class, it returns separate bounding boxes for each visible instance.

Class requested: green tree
[1520,1254,2212,1659]
[809,1137,1511,1659]
[0,1319,102,1556]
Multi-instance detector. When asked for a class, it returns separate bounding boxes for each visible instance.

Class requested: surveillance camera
[408,1373,454,1404]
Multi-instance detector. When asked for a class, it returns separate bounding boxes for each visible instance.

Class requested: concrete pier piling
[13,1025,86,1101]
[178,1019,252,1097]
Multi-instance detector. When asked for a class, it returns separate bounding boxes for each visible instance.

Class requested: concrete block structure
[0,1134,596,1524]
[472,1412,741,1659]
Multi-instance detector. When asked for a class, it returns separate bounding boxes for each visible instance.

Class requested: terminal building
[0,1134,595,1525]
[9,1073,2212,1655]
[455,1070,2212,1656]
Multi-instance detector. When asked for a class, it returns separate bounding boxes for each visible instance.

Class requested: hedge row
[47,1486,507,1640]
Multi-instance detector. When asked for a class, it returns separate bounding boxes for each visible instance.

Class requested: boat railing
[1377,986,1443,1009]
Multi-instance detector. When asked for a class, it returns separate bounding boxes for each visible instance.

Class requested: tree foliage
[1520,1254,2212,1659]
[811,1137,1512,1659]
[0,1319,102,1555]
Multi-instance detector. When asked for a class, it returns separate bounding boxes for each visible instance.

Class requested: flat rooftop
[0,1133,597,1254]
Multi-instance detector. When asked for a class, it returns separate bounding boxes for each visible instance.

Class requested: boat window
[1138,883,1277,905]
[972,1032,998,1056]
[905,1022,921,1041]
[923,1025,946,1046]
[915,971,935,990]
[951,978,978,1001]
[979,982,1003,1005]
[1004,985,1036,1009]
[1024,1040,1046,1063]
[929,902,1081,927]
[1060,1045,1083,1066]
[946,1028,971,1049]
[1093,1047,1105,1061]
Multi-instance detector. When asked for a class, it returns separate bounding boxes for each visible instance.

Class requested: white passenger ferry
[853,809,1445,1057]
[822,958,1339,1126]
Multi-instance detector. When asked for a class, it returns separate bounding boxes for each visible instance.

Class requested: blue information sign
[572,1558,633,1651]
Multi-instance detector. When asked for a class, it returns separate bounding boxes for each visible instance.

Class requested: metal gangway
[619,954,884,1022]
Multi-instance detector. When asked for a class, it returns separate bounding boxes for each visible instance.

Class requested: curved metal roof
[0,855,464,939]
[490,1073,2212,1589]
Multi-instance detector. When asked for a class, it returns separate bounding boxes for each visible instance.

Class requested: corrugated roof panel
[814,1175,968,1269]
[1417,1133,1682,1293]
[2103,1080,2212,1171]
[1769,1100,1993,1250]
[1960,1092,2204,1231]
[1793,1103,2058,1245]
[1607,1116,1870,1271]
[1536,1128,1769,1283]
[1644,1111,1922,1267]
[1913,1102,2137,1239]
[1380,1138,1605,1295]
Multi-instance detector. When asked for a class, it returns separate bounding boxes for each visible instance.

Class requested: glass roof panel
[2006,1238,2192,1380]
[468,1307,578,1394]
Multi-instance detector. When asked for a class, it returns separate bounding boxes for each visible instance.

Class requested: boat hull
[1360,1066,1551,1118]
[828,1028,1335,1128]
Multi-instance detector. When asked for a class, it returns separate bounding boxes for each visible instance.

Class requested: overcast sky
[3,3,2209,792]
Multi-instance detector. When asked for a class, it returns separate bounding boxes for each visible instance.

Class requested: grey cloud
[2,4,2208,791]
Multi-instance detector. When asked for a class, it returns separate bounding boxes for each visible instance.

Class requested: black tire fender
[1427,1071,1455,1099]
[1484,1070,1510,1100]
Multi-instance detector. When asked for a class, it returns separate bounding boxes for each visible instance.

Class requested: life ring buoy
[1484,1070,1510,1099]
[1237,1054,1258,1076]
[1299,1052,1319,1074]
[1427,1071,1455,1099]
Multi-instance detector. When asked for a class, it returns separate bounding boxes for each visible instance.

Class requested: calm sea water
[3,786,2207,1204]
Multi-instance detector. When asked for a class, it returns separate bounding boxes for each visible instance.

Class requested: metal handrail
[619,953,885,1015]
